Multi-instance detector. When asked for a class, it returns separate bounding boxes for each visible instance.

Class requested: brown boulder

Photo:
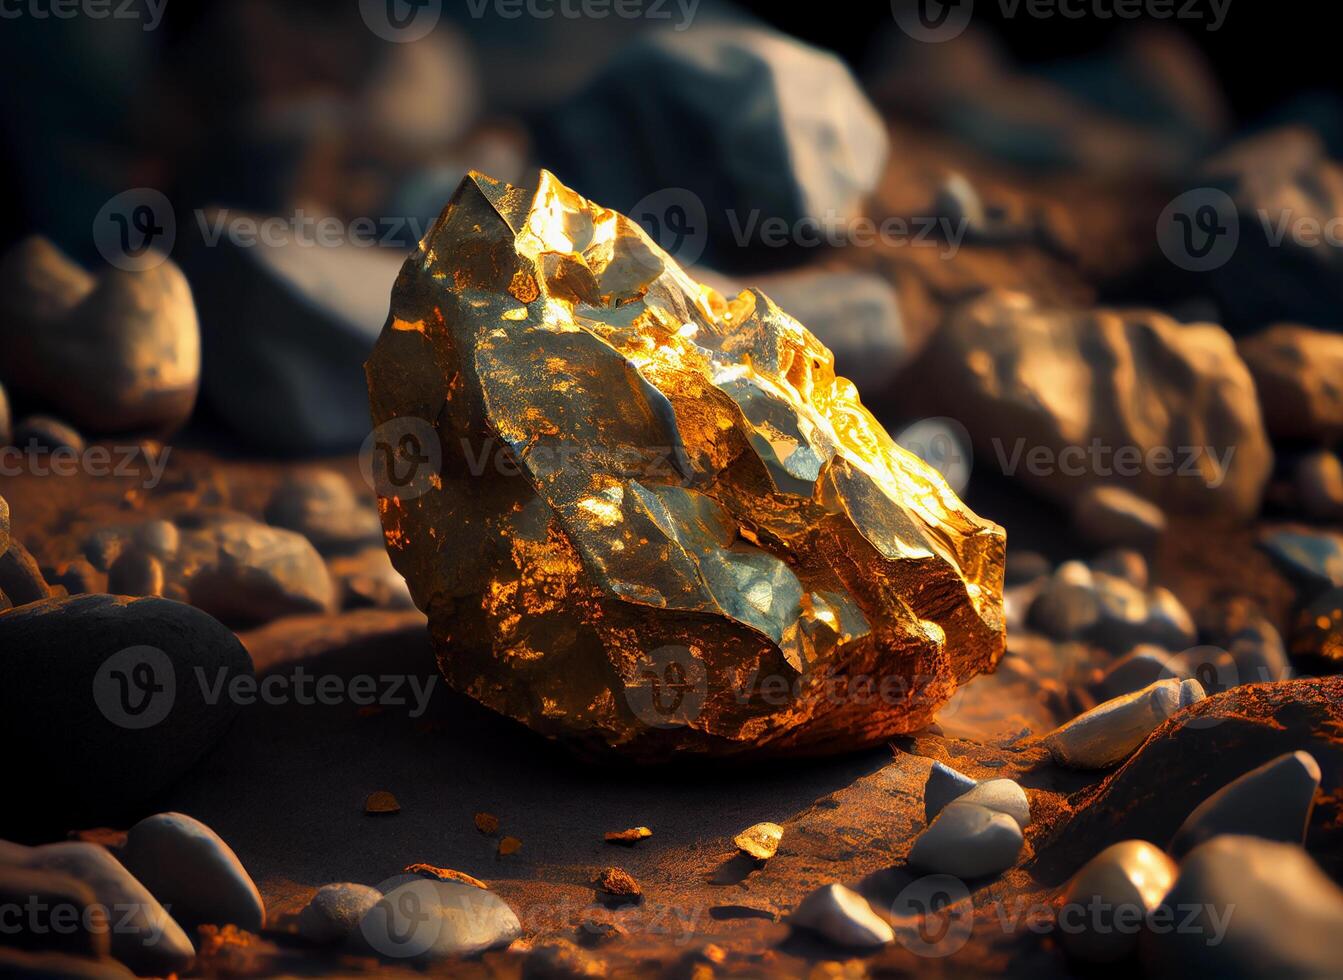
[908,290,1272,519]
[1239,324,1343,445]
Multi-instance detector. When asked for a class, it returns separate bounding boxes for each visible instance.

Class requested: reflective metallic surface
[366,170,1005,759]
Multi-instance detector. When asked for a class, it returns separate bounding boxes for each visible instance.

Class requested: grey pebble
[264,470,384,556]
[1169,751,1321,859]
[1141,835,1343,979]
[12,415,85,453]
[122,812,265,933]
[0,864,108,959]
[108,550,164,597]
[356,879,521,961]
[9,841,194,976]
[1073,485,1167,548]
[908,801,1024,878]
[789,883,893,948]
[298,882,384,944]
[923,761,978,824]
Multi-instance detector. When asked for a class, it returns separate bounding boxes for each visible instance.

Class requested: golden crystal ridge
[366,169,1006,759]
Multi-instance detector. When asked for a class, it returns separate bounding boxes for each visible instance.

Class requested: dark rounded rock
[17,841,194,976]
[923,760,977,824]
[1074,485,1166,548]
[81,529,125,572]
[1239,324,1343,444]
[297,882,383,944]
[1141,836,1343,979]
[1028,562,1101,638]
[264,469,383,556]
[537,25,886,260]
[11,415,85,453]
[1005,550,1051,586]
[1102,646,1188,698]
[0,539,52,606]
[178,512,337,624]
[0,864,109,959]
[1089,548,1148,589]
[181,216,402,453]
[1194,593,1291,685]
[107,550,164,597]
[1294,450,1343,520]
[1227,624,1292,684]
[0,594,252,832]
[122,812,265,933]
[1196,129,1343,332]
[328,547,415,611]
[44,558,106,597]
[1169,751,1321,859]
[0,236,199,435]
[1258,528,1343,599]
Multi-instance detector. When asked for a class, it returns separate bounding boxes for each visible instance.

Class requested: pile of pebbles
[0,812,523,976]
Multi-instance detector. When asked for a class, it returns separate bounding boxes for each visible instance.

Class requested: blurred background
[1,0,1341,566]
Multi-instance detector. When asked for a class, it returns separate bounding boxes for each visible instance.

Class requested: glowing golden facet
[366,170,1006,759]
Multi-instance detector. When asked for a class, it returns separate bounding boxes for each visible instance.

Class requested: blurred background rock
[0,0,1339,526]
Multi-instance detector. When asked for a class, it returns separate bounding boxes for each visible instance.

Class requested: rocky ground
[2,447,1341,977]
[5,5,1343,978]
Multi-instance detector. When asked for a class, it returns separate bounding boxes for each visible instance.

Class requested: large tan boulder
[909,290,1272,519]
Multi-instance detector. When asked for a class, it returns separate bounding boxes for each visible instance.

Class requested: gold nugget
[365,170,1005,760]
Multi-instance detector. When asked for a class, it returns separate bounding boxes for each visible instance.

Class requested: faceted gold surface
[365,170,1005,759]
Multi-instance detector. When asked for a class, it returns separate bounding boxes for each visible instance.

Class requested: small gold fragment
[364,791,400,815]
[604,826,653,845]
[593,867,641,900]
[498,836,523,856]
[733,822,783,861]
[474,812,500,835]
[403,863,488,889]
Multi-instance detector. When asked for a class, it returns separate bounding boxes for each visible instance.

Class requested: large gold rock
[365,170,1004,759]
